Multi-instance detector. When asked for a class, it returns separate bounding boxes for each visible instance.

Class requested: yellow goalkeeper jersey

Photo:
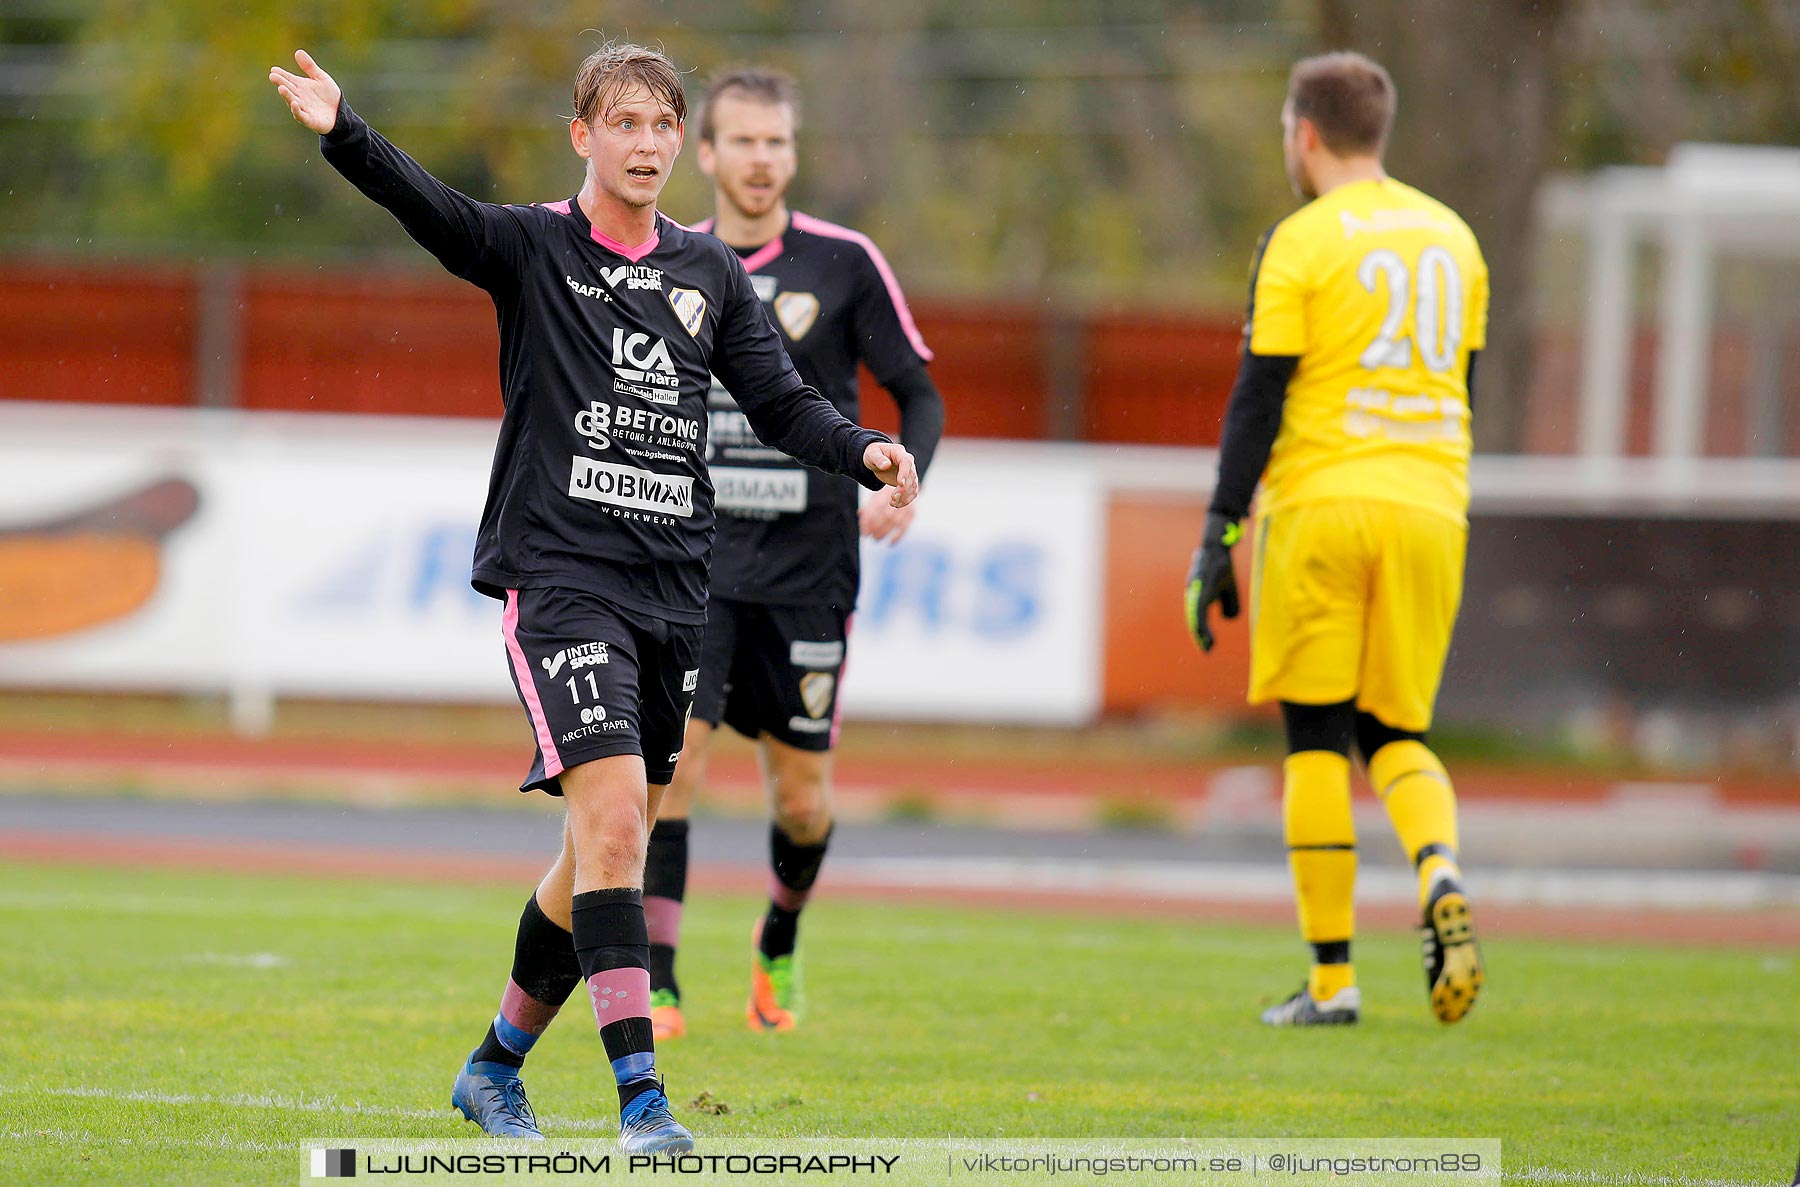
[1246,177,1488,524]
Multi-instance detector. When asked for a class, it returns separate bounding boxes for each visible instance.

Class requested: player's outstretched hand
[859,495,917,543]
[268,50,341,135]
[863,441,919,509]
[1184,511,1243,653]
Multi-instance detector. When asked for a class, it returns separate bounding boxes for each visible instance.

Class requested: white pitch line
[0,1125,292,1153]
[1508,1163,1780,1187]
[0,1085,618,1134]
[830,858,1800,912]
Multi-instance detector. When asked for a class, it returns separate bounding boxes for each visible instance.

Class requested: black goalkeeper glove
[1184,512,1243,653]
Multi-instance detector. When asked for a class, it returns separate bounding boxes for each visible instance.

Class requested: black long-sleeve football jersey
[318,102,888,624]
[695,212,937,608]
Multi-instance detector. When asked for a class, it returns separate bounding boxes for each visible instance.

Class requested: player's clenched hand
[859,495,917,543]
[1184,512,1243,653]
[268,50,341,135]
[863,441,919,509]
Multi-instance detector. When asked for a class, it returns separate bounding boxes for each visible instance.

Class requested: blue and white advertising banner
[0,407,1105,724]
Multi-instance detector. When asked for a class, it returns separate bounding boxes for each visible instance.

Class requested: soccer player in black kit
[268,45,918,1153]
[643,70,945,1039]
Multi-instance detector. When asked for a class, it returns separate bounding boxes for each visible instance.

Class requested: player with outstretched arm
[268,42,918,1152]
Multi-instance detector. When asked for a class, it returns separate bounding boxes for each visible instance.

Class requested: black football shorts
[691,599,850,752]
[501,586,702,792]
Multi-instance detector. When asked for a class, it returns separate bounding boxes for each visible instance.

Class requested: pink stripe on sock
[503,590,563,779]
[644,896,683,947]
[499,978,561,1035]
[769,871,811,913]
[587,968,652,1026]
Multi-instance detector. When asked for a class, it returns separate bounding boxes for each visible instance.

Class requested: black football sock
[571,888,660,1112]
[760,822,832,959]
[471,893,582,1069]
[644,818,689,1001]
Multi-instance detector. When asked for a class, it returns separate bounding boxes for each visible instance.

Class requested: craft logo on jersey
[611,330,679,403]
[569,457,695,517]
[774,291,820,340]
[601,263,664,291]
[541,641,609,679]
[668,288,707,337]
[799,672,836,720]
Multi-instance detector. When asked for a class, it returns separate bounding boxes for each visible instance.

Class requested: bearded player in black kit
[643,69,945,1040]
[269,44,918,1154]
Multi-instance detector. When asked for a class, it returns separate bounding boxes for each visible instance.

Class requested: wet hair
[573,41,686,126]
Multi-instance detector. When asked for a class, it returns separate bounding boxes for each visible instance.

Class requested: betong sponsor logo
[789,640,845,669]
[714,466,807,514]
[574,402,700,453]
[601,263,664,291]
[568,458,695,517]
[611,330,679,403]
[541,642,609,679]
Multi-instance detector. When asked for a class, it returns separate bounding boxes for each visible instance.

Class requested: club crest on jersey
[799,672,836,720]
[668,288,707,337]
[774,292,820,340]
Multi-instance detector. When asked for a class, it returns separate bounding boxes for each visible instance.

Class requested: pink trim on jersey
[643,895,683,946]
[587,967,652,1025]
[589,224,660,262]
[789,212,933,362]
[740,236,785,274]
[693,217,715,234]
[503,590,564,779]
[500,978,563,1034]
[829,613,854,750]
[537,199,660,262]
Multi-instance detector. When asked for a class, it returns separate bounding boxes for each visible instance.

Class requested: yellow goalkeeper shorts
[1248,498,1466,732]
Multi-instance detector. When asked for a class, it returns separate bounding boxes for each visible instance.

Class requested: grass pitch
[0,861,1793,1185]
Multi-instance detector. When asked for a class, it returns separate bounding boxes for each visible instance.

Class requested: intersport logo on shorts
[568,458,694,517]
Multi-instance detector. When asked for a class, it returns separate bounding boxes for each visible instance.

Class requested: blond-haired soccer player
[1186,52,1486,1026]
[270,42,917,1150]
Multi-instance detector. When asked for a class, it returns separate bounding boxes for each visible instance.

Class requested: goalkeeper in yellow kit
[1187,51,1487,1026]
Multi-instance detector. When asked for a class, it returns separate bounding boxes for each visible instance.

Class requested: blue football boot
[451,1060,545,1140]
[617,1085,695,1155]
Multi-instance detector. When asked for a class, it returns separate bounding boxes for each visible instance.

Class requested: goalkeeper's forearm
[1209,350,1298,521]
